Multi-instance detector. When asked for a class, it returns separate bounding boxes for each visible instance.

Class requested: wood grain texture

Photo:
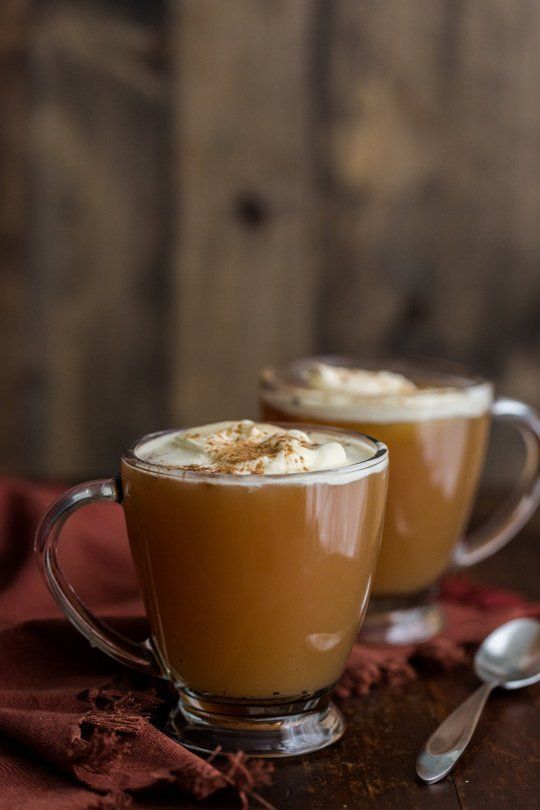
[171,0,318,426]
[1,0,540,479]
[317,0,540,400]
[27,0,170,477]
[0,0,31,474]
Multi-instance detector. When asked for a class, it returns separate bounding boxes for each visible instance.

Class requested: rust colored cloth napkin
[0,476,538,809]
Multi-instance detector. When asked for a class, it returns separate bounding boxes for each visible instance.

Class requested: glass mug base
[360,590,445,645]
[167,688,345,757]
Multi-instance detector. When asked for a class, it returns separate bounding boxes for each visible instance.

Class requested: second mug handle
[34,476,162,676]
[454,397,540,567]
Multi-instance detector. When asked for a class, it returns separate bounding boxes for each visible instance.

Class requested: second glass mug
[260,357,540,644]
[35,424,388,757]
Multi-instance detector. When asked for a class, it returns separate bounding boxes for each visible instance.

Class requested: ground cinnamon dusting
[185,433,311,475]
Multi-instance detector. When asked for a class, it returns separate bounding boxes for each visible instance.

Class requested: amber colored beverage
[121,454,387,699]
[36,422,390,756]
[261,405,489,596]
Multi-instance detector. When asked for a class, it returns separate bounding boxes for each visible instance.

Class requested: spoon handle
[416,682,496,784]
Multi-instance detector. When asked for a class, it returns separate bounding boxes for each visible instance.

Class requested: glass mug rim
[122,422,389,483]
[260,355,494,424]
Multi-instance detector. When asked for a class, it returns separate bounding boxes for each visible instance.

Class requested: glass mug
[35,424,388,756]
[260,357,540,644]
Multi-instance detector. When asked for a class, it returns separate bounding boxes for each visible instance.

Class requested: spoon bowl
[474,617,540,688]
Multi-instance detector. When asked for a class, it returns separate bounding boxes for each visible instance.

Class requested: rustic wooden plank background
[1,0,539,479]
[0,0,31,475]
[172,0,318,428]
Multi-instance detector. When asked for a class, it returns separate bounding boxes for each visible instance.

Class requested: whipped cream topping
[135,420,375,476]
[304,363,417,397]
[261,361,493,423]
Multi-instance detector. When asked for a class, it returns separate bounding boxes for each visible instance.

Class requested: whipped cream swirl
[135,420,372,475]
[304,363,417,396]
[261,361,493,422]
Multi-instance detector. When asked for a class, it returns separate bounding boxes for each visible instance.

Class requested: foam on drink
[261,361,493,422]
[134,419,379,483]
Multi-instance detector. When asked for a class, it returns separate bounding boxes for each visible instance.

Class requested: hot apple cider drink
[118,420,388,754]
[122,421,387,699]
[260,359,496,644]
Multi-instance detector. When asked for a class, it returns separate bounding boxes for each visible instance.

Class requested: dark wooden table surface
[138,508,540,810]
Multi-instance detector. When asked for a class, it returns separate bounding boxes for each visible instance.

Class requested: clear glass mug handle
[454,398,540,567]
[34,476,162,675]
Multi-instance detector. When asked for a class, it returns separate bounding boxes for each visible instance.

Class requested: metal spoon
[416,617,540,784]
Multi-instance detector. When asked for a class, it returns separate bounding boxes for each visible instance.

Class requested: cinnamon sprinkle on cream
[135,420,368,476]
